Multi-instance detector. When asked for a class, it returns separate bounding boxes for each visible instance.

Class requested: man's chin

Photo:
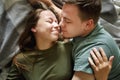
[63,36,71,39]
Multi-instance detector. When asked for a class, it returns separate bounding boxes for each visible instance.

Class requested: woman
[7,2,73,80]
[7,2,113,80]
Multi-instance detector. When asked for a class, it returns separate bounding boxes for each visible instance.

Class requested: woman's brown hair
[19,2,59,51]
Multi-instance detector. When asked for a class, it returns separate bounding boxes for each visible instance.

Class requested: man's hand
[88,47,114,80]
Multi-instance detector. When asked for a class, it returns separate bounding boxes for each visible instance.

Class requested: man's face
[60,4,87,38]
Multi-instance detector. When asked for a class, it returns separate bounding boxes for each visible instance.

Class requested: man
[59,0,120,80]
[51,0,120,49]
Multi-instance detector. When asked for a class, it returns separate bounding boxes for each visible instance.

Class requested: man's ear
[31,27,36,32]
[84,19,94,32]
[86,19,94,29]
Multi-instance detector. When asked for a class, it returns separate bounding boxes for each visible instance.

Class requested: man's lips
[61,29,67,33]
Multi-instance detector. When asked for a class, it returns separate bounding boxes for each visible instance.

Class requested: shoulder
[13,51,34,63]
[57,41,73,48]
[13,52,26,64]
[56,41,73,54]
[13,51,34,70]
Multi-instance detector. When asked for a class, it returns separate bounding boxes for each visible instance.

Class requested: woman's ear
[31,27,36,32]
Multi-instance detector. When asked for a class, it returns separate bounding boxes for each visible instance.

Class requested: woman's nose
[53,22,59,28]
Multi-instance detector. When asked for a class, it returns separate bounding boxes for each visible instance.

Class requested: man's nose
[59,19,64,28]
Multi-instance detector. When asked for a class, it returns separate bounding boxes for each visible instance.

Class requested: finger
[90,50,100,66]
[109,56,114,68]
[92,48,103,63]
[39,0,53,6]
[88,57,96,70]
[99,47,108,62]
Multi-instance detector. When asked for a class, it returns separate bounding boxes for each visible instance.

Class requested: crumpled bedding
[0,0,31,68]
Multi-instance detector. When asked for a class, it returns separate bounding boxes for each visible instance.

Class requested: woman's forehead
[40,10,57,19]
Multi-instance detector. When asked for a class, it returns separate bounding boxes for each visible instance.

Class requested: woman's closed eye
[46,20,53,23]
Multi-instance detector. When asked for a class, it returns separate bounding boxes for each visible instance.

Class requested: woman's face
[32,10,60,42]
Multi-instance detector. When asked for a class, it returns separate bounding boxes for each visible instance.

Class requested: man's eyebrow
[64,17,71,21]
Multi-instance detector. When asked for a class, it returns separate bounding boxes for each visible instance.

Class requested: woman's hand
[39,0,53,7]
[28,0,53,7]
[88,47,114,80]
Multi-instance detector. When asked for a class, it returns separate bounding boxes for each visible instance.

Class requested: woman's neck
[36,39,56,50]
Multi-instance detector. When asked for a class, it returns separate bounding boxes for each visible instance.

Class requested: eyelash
[47,20,52,23]
[47,20,58,24]
[65,20,71,23]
